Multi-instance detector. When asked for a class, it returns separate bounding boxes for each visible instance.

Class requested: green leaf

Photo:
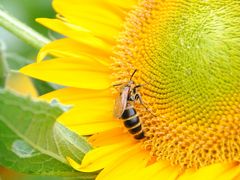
[0,43,9,87]
[0,89,97,179]
[6,53,32,70]
[32,79,63,95]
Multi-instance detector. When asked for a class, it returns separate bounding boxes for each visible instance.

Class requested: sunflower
[20,0,240,179]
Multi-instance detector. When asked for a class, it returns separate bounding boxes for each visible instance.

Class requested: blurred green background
[0,0,62,179]
[0,0,54,58]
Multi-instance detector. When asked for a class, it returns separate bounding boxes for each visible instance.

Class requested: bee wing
[113,87,129,118]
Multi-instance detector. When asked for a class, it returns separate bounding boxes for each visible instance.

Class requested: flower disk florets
[112,0,240,169]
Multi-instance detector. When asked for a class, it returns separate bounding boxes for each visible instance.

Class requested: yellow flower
[20,0,240,179]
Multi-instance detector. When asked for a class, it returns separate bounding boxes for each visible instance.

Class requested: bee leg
[113,83,123,87]
[113,80,131,87]
[133,84,144,94]
[135,93,156,117]
[135,93,147,109]
[134,84,145,89]
[135,93,143,103]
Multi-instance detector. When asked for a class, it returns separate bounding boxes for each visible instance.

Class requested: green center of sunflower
[111,0,240,169]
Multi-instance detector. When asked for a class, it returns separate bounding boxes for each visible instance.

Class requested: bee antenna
[113,83,123,87]
[130,69,138,80]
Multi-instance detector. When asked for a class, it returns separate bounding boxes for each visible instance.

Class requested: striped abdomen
[121,105,145,139]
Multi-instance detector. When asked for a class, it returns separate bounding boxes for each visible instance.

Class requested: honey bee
[113,70,145,140]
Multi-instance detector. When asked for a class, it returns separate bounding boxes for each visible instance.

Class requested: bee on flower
[21,0,240,179]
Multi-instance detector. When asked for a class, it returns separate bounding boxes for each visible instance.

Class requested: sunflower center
[111,0,240,169]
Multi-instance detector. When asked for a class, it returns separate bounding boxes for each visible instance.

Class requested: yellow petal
[67,142,133,172]
[106,0,138,10]
[89,127,134,147]
[50,98,113,113]
[37,38,111,63]
[134,161,170,180]
[61,15,119,43]
[152,165,180,180]
[53,0,121,42]
[53,0,137,13]
[180,162,240,180]
[20,58,111,89]
[5,71,38,97]
[53,0,123,27]
[187,162,232,180]
[40,87,112,105]
[217,162,240,180]
[178,168,196,180]
[66,121,121,135]
[36,18,112,52]
[97,144,149,180]
[57,98,121,135]
[234,173,240,180]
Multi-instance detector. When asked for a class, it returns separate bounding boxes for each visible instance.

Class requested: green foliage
[32,79,63,96]
[0,0,54,57]
[6,53,32,70]
[0,43,8,87]
[0,90,97,179]
[0,1,96,179]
